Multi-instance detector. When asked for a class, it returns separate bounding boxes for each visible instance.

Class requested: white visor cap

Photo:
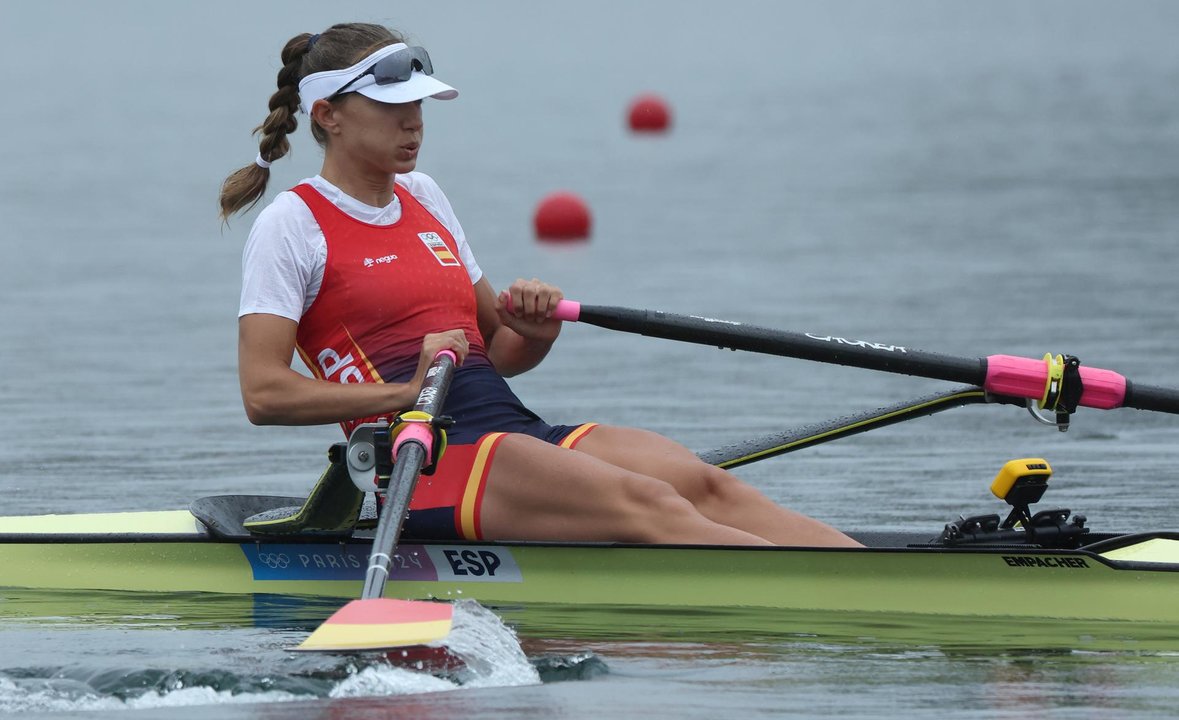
[298,43,458,115]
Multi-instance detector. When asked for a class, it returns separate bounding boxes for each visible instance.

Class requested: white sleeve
[398,172,484,285]
[238,191,325,321]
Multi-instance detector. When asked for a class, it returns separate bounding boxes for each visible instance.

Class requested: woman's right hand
[411,330,469,388]
[381,330,469,415]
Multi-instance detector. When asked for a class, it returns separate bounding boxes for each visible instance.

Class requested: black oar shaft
[362,445,428,598]
[1127,383,1179,414]
[578,305,986,384]
[561,302,1179,416]
[361,352,456,600]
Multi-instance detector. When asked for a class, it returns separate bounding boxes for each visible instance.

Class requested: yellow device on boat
[991,458,1052,505]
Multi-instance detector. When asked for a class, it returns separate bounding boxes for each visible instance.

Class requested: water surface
[3,0,1179,717]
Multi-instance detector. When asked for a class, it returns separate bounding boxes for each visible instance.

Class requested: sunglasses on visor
[327,46,435,101]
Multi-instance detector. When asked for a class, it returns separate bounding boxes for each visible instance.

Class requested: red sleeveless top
[291,183,486,435]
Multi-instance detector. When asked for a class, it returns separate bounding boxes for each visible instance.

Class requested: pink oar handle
[551,300,581,321]
[984,354,1127,409]
[502,295,582,321]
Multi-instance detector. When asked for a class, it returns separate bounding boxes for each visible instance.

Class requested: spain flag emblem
[417,232,461,267]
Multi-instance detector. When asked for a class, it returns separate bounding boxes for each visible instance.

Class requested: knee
[688,465,758,507]
[615,474,701,540]
[620,473,690,511]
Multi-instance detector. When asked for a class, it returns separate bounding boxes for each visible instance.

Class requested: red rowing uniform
[288,182,596,540]
[291,181,486,437]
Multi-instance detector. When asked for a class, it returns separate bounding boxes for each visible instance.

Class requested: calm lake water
[3,0,1179,717]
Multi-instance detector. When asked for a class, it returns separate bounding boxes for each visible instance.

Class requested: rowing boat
[5,301,1179,648]
[2,460,1178,629]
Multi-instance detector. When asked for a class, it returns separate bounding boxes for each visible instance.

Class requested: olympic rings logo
[256,552,291,569]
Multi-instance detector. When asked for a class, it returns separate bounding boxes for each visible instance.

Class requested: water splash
[329,600,540,697]
[0,599,541,713]
[443,599,542,688]
[327,665,457,698]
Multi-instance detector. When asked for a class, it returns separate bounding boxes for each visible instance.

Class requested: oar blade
[295,598,454,652]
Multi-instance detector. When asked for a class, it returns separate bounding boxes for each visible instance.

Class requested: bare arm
[474,277,563,377]
[238,313,469,426]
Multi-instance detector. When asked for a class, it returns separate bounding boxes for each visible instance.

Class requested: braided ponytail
[218,33,313,221]
[218,23,404,222]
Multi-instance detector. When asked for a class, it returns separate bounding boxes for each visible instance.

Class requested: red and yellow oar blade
[295,598,453,652]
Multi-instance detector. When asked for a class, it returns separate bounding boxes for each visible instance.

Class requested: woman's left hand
[496,277,563,341]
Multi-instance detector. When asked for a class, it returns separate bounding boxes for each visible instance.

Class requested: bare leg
[479,434,772,546]
[573,426,862,548]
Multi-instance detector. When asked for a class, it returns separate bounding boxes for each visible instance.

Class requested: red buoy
[627,93,672,133]
[534,191,591,242]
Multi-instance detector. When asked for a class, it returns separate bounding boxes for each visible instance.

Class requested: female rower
[219,22,860,548]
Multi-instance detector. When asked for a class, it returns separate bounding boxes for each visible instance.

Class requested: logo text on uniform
[318,347,365,384]
[364,254,398,267]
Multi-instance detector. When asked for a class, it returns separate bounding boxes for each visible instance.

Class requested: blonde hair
[218,23,403,221]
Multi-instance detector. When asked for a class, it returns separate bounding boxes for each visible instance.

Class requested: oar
[699,386,1016,469]
[544,300,1179,415]
[297,350,458,652]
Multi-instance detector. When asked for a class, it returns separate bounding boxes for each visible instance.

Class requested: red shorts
[402,423,599,540]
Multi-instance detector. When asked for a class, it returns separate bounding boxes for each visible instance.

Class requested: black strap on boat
[1057,355,1084,423]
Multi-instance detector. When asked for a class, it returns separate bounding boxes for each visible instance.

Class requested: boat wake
[0,675,308,714]
[0,600,551,714]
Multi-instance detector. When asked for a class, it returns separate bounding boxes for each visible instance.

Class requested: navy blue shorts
[406,360,583,445]
[391,361,598,540]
